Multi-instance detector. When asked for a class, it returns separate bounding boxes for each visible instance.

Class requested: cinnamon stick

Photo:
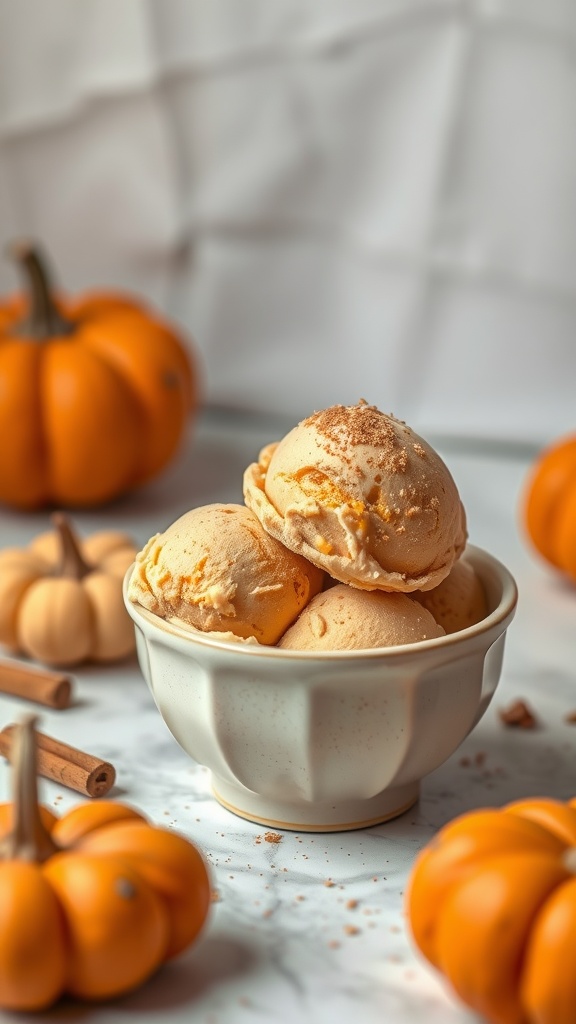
[0,725,115,798]
[0,660,72,709]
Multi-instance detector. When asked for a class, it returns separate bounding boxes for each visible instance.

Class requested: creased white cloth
[1,0,575,444]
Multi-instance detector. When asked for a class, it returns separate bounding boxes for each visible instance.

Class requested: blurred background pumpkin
[0,242,199,510]
[522,434,576,585]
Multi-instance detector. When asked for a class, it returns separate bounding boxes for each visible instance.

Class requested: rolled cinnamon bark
[0,660,72,709]
[0,725,115,797]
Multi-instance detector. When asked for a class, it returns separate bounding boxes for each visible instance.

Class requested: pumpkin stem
[0,716,60,863]
[52,512,92,580]
[8,241,73,339]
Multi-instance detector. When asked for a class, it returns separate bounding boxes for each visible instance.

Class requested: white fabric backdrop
[1,0,575,444]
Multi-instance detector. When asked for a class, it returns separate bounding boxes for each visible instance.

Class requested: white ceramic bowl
[123,545,517,832]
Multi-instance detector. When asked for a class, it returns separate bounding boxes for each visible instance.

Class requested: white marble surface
[1,408,575,1023]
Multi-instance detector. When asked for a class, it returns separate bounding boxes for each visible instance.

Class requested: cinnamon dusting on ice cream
[243,401,467,593]
[304,402,407,474]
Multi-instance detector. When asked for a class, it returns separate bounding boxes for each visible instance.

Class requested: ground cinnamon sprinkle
[304,402,402,470]
[264,831,283,844]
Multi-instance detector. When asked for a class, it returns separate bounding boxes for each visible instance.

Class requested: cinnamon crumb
[264,831,283,844]
[346,899,358,910]
[475,751,487,766]
[565,710,576,724]
[499,699,538,729]
[324,879,335,887]
[344,925,360,936]
[210,890,221,902]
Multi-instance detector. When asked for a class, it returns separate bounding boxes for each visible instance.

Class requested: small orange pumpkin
[0,716,211,1010]
[0,242,198,509]
[522,434,576,581]
[406,797,576,1024]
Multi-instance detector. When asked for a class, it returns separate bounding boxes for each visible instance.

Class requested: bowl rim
[123,543,518,662]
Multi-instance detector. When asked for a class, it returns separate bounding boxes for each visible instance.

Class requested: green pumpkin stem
[0,716,59,863]
[8,241,73,339]
[52,512,92,580]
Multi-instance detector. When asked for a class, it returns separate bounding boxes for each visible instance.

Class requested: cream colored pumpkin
[0,514,137,667]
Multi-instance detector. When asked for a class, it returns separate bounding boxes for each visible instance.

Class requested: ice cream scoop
[127,503,324,644]
[277,584,445,651]
[410,557,488,634]
[244,401,467,593]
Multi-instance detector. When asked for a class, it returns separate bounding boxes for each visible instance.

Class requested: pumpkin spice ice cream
[410,557,487,635]
[244,401,467,594]
[127,503,324,645]
[278,585,445,651]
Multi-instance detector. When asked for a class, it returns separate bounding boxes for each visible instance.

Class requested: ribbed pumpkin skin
[406,797,576,1024]
[522,435,576,581]
[0,517,138,666]
[0,719,212,1012]
[0,283,197,509]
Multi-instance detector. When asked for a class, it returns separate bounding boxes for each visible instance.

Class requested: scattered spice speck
[344,925,360,936]
[346,899,359,910]
[210,890,221,902]
[264,831,283,844]
[499,699,538,729]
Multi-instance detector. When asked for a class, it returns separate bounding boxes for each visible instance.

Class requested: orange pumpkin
[0,242,198,509]
[0,717,211,1010]
[522,434,576,581]
[406,797,576,1024]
